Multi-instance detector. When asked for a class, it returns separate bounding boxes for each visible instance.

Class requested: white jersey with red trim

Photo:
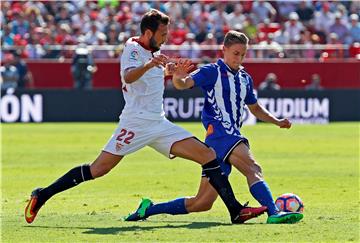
[120,37,165,120]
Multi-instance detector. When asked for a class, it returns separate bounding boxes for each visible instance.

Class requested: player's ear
[144,29,153,39]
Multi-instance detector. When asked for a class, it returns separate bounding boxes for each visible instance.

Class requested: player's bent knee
[251,163,263,179]
[186,196,214,212]
[202,147,216,162]
[256,163,263,174]
[200,201,214,211]
[193,201,214,212]
[90,164,112,178]
[251,162,262,173]
[239,159,263,179]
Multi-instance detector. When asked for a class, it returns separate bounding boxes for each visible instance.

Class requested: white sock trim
[249,180,264,188]
[80,165,85,182]
[202,165,221,171]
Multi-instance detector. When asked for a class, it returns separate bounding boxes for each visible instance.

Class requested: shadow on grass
[84,221,228,234]
[25,221,238,235]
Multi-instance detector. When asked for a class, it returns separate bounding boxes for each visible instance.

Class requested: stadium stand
[1,1,359,89]
[1,1,359,59]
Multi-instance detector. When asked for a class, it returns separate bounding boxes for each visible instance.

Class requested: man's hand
[171,58,196,90]
[124,54,169,83]
[165,62,176,76]
[277,118,292,129]
[145,54,168,69]
[173,59,194,79]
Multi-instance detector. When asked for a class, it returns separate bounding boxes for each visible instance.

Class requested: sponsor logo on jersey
[129,50,139,61]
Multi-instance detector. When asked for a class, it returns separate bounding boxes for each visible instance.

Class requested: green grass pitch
[1,122,359,242]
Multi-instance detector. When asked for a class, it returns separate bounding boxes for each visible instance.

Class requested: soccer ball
[275,193,304,213]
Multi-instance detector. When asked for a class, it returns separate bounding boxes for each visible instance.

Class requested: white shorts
[103,117,193,158]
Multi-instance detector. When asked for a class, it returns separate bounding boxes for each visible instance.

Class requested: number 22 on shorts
[116,128,135,144]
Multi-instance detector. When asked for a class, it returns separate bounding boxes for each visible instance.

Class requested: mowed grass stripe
[1,122,359,242]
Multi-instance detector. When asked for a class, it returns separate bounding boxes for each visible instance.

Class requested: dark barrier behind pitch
[1,89,359,122]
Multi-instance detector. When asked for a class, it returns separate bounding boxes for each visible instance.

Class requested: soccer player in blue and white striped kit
[125,30,303,224]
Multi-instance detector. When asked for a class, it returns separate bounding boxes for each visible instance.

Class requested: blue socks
[145,181,279,217]
[145,198,188,217]
[250,180,278,215]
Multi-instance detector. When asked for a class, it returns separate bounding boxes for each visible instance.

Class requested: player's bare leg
[170,137,243,218]
[125,177,218,221]
[170,137,216,165]
[25,151,123,223]
[172,137,268,223]
[185,177,267,223]
[228,143,303,223]
[185,177,218,212]
[90,151,123,178]
[125,137,267,223]
[227,143,263,187]
[126,176,267,223]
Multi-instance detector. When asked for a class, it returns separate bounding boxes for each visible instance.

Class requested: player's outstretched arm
[124,54,169,84]
[172,59,195,90]
[248,102,291,129]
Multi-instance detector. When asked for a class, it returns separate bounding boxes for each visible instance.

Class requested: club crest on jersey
[240,76,247,85]
[129,50,139,61]
[115,142,123,151]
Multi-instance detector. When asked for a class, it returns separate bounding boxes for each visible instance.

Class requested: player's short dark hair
[224,31,249,47]
[140,9,170,34]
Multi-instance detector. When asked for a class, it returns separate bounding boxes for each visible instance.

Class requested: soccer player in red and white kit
[25,9,267,224]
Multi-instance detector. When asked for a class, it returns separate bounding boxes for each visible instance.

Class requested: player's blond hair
[224,31,249,47]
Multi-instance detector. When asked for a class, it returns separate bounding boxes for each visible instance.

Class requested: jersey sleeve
[244,75,258,105]
[120,43,143,73]
[190,64,218,88]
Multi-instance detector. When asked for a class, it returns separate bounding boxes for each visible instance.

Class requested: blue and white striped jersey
[191,59,257,136]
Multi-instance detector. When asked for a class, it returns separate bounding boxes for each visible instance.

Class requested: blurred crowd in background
[1,0,360,60]
[1,1,359,90]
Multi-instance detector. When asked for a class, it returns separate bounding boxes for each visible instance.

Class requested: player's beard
[149,36,160,52]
